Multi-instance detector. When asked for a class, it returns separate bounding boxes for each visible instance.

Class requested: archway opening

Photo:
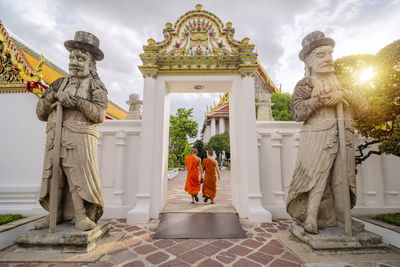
[164,90,233,214]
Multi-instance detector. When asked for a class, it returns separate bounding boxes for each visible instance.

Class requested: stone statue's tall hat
[64,31,104,61]
[299,31,335,61]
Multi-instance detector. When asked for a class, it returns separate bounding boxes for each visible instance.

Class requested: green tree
[334,39,400,163]
[169,107,198,167]
[168,152,178,170]
[193,139,207,160]
[271,93,293,121]
[204,133,230,162]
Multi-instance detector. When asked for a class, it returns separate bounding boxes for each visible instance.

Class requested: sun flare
[359,67,375,83]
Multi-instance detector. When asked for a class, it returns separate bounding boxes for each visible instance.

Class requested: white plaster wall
[0,93,46,214]
[2,94,398,222]
[257,121,400,218]
[0,93,142,219]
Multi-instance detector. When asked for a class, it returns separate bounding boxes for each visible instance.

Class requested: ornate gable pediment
[0,20,45,96]
[139,4,258,77]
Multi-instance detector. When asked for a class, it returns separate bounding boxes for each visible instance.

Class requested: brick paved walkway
[1,171,399,266]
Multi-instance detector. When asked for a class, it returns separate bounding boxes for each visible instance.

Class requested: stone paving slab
[154,213,246,239]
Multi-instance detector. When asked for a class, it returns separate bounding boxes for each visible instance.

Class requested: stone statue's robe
[286,77,367,227]
[201,158,217,200]
[36,77,108,223]
[184,155,200,195]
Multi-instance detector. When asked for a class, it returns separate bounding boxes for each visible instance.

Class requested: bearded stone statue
[286,31,368,234]
[35,31,107,231]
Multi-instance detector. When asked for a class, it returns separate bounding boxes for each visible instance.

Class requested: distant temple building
[200,62,279,142]
[0,20,127,119]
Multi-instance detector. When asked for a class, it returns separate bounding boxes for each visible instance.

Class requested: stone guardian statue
[35,31,108,231]
[286,31,368,234]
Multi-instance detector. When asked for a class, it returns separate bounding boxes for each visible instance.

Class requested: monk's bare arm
[197,157,203,178]
[213,159,221,180]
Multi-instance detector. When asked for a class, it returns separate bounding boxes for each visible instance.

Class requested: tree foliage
[169,108,198,167]
[271,93,293,121]
[204,133,230,161]
[334,39,400,161]
[193,139,207,160]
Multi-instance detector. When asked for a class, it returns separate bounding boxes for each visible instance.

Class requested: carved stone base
[289,224,388,253]
[14,221,111,253]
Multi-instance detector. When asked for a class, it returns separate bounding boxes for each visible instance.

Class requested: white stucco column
[270,132,285,205]
[230,76,271,223]
[127,77,168,223]
[113,130,127,206]
[210,117,216,137]
[359,147,385,207]
[381,154,400,206]
[219,117,225,134]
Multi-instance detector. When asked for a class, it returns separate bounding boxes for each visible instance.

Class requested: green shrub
[373,213,400,226]
[0,214,24,225]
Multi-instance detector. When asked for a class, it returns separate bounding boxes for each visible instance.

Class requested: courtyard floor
[0,171,399,266]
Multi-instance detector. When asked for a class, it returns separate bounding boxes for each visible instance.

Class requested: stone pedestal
[289,224,388,253]
[14,222,111,253]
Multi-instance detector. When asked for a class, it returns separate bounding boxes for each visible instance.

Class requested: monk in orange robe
[201,151,221,204]
[184,148,202,204]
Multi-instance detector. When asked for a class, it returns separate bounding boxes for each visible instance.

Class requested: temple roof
[0,20,127,120]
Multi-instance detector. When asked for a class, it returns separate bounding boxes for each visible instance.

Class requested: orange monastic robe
[202,158,217,200]
[184,155,200,195]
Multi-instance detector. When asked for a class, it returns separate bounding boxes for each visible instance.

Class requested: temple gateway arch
[127,4,271,224]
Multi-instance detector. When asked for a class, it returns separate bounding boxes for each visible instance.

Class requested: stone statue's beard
[311,72,343,98]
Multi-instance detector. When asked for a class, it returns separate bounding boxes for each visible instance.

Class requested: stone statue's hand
[55,92,77,109]
[44,91,56,104]
[320,91,344,106]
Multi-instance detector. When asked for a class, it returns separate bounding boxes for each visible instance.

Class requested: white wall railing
[1,112,399,220]
[98,120,142,218]
[256,121,400,218]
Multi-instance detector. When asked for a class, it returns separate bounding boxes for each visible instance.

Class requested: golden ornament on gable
[138,4,259,77]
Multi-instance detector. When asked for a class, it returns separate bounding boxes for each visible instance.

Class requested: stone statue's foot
[34,215,62,230]
[75,214,96,231]
[34,217,50,230]
[304,222,318,234]
[304,215,318,234]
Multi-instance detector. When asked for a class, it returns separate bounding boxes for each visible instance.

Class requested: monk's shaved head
[191,148,198,154]
[208,151,214,156]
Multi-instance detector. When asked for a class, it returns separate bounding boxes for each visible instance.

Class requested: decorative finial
[242,37,250,45]
[165,22,172,30]
[195,4,203,11]
[147,38,155,45]
[226,22,233,29]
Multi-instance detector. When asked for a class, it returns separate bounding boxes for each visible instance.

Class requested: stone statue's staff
[49,102,62,233]
[48,79,68,233]
[336,101,352,236]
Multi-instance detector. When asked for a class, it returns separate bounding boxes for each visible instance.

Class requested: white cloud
[1,0,399,129]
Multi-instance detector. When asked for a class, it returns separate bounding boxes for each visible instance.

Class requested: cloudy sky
[1,0,399,133]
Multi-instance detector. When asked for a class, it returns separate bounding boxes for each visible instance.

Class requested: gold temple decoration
[205,92,229,118]
[139,4,258,78]
[0,21,45,97]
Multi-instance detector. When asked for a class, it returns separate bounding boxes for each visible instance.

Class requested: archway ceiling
[139,4,258,78]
